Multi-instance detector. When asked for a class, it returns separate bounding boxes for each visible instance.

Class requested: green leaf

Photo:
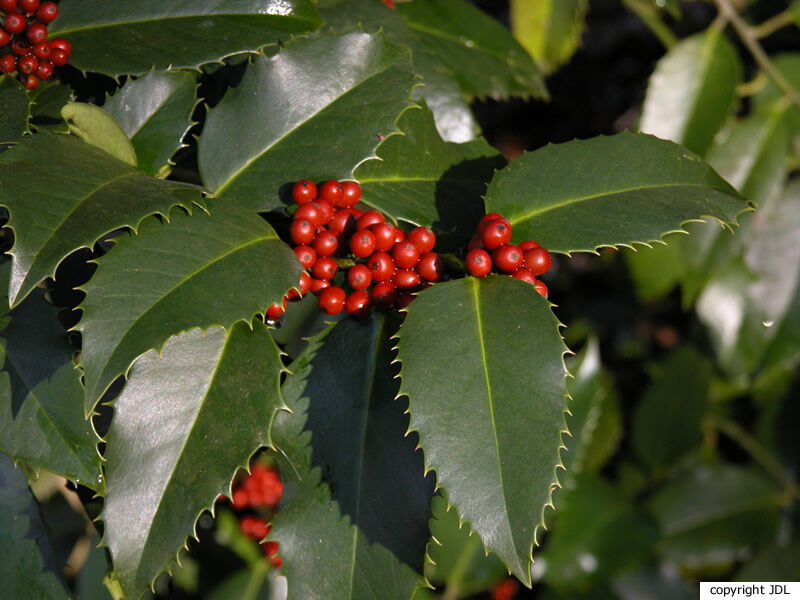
[540,475,658,591]
[272,315,432,600]
[61,102,138,166]
[76,199,302,415]
[639,29,741,156]
[0,76,30,142]
[753,53,800,133]
[397,0,546,101]
[424,494,507,597]
[648,464,783,570]
[0,453,70,600]
[0,132,203,307]
[612,566,694,600]
[623,231,686,301]
[735,544,800,581]
[102,321,286,600]
[563,338,621,479]
[395,276,569,585]
[198,31,416,212]
[47,0,323,78]
[510,0,588,76]
[484,132,749,254]
[355,103,505,248]
[0,260,102,491]
[103,71,199,176]
[28,81,72,133]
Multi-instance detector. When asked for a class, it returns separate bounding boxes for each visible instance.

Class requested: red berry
[17,54,37,74]
[371,281,398,310]
[49,47,68,66]
[34,58,52,80]
[19,0,39,13]
[270,555,282,569]
[511,267,536,285]
[316,199,334,225]
[286,271,312,301]
[49,37,70,55]
[329,208,357,236]
[312,230,338,257]
[356,209,385,230]
[416,252,443,281]
[32,42,50,59]
[350,229,376,258]
[392,241,420,269]
[393,268,420,291]
[493,244,523,273]
[0,28,10,47]
[293,245,316,269]
[347,264,372,290]
[318,285,346,315]
[519,240,540,251]
[339,180,362,207]
[477,212,504,234]
[467,234,485,251]
[481,220,512,250]
[4,13,25,34]
[294,202,325,228]
[266,302,285,321]
[0,0,18,12]
[35,1,58,23]
[533,279,548,298]
[383,0,396,8]
[369,222,396,252]
[310,277,330,295]
[394,228,405,244]
[0,54,15,73]
[11,38,29,55]
[466,249,492,277]
[21,73,37,90]
[367,251,395,282]
[345,290,371,317]
[319,180,343,205]
[407,227,436,254]
[292,179,317,204]
[311,256,338,280]
[290,219,316,245]
[26,23,48,45]
[523,247,552,275]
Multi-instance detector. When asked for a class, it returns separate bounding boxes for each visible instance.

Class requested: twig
[623,0,679,50]
[753,5,800,39]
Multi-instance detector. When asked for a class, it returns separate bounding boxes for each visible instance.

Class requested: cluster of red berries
[267,179,445,320]
[465,212,551,298]
[0,0,68,90]
[222,462,283,569]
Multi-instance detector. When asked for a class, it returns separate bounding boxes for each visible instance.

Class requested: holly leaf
[355,104,505,249]
[0,453,70,600]
[639,30,741,156]
[103,71,199,176]
[198,31,417,212]
[0,260,102,491]
[271,315,433,599]
[0,76,30,142]
[76,199,302,415]
[483,132,749,254]
[101,321,286,600]
[47,0,322,77]
[0,132,204,307]
[648,464,783,570]
[510,0,588,76]
[631,348,711,470]
[395,276,569,585]
[61,102,138,166]
[396,0,546,101]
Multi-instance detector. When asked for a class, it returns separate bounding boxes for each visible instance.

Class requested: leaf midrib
[507,182,732,225]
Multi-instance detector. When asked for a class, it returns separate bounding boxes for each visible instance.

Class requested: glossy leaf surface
[48,0,322,77]
[396,276,568,584]
[61,102,138,166]
[103,71,199,175]
[199,31,416,212]
[0,260,102,491]
[272,316,432,599]
[484,132,748,254]
[0,133,203,307]
[510,0,588,75]
[77,200,302,414]
[639,30,740,156]
[0,76,29,142]
[102,322,286,599]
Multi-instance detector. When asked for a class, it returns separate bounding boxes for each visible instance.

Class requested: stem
[623,0,679,49]
[753,6,800,39]
[706,415,800,501]
[715,0,800,112]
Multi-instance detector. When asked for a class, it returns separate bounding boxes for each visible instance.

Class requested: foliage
[0,0,798,599]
